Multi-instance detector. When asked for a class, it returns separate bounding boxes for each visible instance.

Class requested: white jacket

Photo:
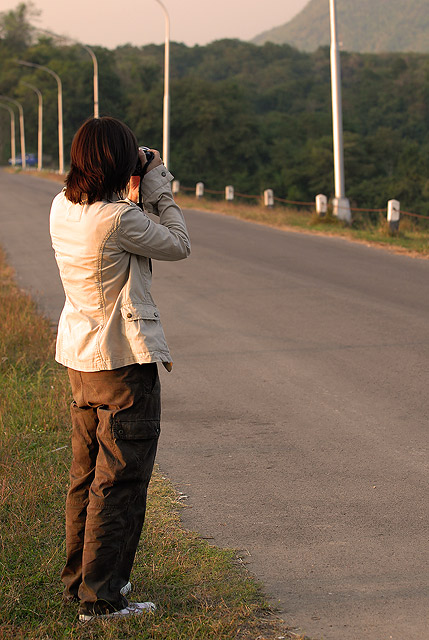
[50,165,190,371]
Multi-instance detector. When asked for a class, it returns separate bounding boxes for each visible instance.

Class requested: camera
[132,146,155,177]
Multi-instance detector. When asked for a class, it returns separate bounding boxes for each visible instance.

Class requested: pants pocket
[109,377,160,479]
[111,417,160,440]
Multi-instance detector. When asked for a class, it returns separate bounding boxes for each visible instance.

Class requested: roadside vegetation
[0,247,303,639]
[174,193,429,258]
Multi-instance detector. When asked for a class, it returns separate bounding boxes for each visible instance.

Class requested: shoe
[78,601,156,623]
[120,581,132,596]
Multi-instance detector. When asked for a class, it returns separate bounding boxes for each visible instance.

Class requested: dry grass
[0,247,305,639]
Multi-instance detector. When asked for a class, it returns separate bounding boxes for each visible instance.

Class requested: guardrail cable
[176,184,429,221]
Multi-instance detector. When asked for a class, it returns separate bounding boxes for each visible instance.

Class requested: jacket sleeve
[115,165,191,261]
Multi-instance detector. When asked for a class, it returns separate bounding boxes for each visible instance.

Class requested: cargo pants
[61,363,160,615]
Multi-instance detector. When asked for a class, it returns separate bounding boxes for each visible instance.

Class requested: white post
[0,96,25,168]
[387,199,400,233]
[22,82,43,171]
[225,185,234,201]
[154,0,170,169]
[196,182,204,198]
[0,103,16,166]
[18,102,26,169]
[57,74,64,173]
[316,194,328,217]
[17,61,64,174]
[172,179,180,194]
[329,0,351,223]
[264,189,274,208]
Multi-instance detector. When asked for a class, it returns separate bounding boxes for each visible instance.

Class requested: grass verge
[0,247,304,639]
[175,193,429,258]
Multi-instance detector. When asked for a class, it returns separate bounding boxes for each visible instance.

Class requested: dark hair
[65,117,139,204]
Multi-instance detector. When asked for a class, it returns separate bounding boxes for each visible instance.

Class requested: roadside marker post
[225,185,234,201]
[316,194,328,217]
[387,199,400,233]
[264,189,274,208]
[196,182,204,198]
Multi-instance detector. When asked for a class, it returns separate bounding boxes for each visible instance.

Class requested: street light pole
[82,44,99,118]
[21,82,43,171]
[0,103,16,166]
[154,0,170,169]
[329,0,351,223]
[36,29,99,119]
[16,60,64,174]
[0,95,26,168]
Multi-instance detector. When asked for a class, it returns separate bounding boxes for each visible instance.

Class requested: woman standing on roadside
[50,116,190,622]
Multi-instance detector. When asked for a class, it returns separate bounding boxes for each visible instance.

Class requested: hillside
[252,0,429,52]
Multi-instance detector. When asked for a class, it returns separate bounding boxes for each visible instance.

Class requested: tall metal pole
[0,95,26,168]
[0,103,16,166]
[329,0,351,223]
[82,44,99,118]
[22,82,43,171]
[37,29,99,119]
[16,60,64,174]
[154,0,170,169]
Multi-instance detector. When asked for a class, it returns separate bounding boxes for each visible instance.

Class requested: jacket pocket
[121,302,160,321]
[120,301,168,357]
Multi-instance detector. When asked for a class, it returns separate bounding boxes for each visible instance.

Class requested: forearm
[118,165,190,260]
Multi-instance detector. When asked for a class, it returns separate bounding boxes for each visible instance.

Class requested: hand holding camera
[134,147,162,177]
[128,147,163,203]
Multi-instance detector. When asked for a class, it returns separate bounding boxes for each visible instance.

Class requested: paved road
[1,170,428,640]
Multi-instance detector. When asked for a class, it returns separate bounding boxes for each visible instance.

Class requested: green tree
[0,2,39,55]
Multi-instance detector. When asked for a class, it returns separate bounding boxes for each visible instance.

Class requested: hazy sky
[3,0,309,48]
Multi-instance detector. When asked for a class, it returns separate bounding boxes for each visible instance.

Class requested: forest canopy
[1,3,429,213]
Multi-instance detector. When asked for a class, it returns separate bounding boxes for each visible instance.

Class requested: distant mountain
[252,0,429,52]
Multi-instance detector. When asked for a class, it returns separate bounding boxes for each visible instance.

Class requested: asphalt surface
[1,169,428,640]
